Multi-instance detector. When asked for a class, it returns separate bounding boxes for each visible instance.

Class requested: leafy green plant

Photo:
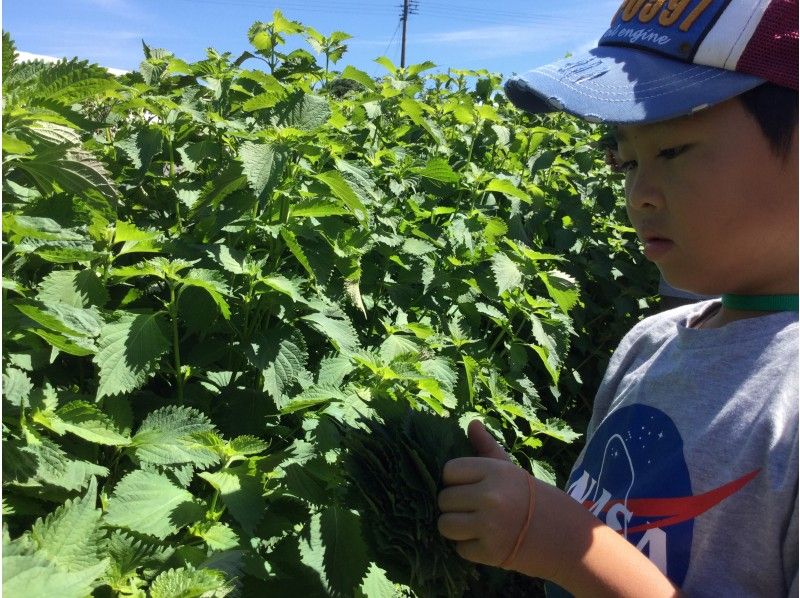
[2,10,657,596]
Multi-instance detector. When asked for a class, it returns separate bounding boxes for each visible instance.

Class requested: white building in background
[16,50,128,76]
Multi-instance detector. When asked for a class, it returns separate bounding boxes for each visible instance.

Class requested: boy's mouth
[641,235,675,260]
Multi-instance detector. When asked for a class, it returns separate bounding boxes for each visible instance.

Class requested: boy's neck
[697,305,782,329]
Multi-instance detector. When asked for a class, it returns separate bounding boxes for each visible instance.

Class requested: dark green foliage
[339,404,475,597]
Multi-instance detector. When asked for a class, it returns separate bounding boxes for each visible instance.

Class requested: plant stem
[169,283,184,403]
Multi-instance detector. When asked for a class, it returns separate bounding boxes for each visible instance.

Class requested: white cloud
[16,50,129,75]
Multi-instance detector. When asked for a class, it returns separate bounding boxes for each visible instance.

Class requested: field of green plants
[2,11,659,597]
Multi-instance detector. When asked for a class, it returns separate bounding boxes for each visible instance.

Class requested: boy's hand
[437,420,534,570]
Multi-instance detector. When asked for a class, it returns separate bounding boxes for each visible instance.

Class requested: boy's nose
[625,169,665,212]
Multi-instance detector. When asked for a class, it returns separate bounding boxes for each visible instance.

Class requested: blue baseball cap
[505,0,798,124]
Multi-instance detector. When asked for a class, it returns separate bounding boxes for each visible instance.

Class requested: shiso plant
[338,402,477,597]
[1,8,656,596]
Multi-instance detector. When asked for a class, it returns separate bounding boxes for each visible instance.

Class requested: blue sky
[4,0,619,78]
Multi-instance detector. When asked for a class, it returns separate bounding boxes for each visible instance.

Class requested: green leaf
[246,329,308,400]
[3,367,32,407]
[413,157,460,183]
[2,133,33,155]
[3,546,108,598]
[302,308,360,354]
[237,141,287,199]
[131,405,219,467]
[340,65,376,91]
[149,565,228,598]
[320,505,370,596]
[491,252,523,295]
[192,522,240,551]
[314,170,368,223]
[290,197,351,219]
[93,312,170,399]
[539,270,580,313]
[358,563,396,598]
[485,178,530,203]
[374,56,397,75]
[181,268,231,320]
[30,477,107,571]
[280,227,316,280]
[228,435,269,456]
[16,146,118,201]
[258,274,304,302]
[272,91,331,131]
[3,31,17,79]
[36,269,108,308]
[105,470,201,539]
[199,466,265,535]
[55,401,131,446]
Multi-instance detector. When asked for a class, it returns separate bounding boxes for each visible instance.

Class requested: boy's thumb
[467,420,511,461]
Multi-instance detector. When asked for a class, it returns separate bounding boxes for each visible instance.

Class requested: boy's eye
[658,145,688,159]
[604,148,636,173]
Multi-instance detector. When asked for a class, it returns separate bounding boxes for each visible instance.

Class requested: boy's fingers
[437,511,479,541]
[452,538,490,565]
[441,457,488,485]
[467,420,511,461]
[437,483,483,513]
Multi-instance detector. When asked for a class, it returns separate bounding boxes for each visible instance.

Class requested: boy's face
[615,98,798,296]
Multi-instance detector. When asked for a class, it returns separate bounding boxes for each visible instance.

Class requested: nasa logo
[566,404,758,585]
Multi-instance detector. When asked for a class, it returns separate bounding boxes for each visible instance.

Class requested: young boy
[437,1,798,596]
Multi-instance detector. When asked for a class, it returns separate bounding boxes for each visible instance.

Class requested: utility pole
[399,0,419,68]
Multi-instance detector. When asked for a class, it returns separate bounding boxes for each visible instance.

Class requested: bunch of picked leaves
[339,402,479,597]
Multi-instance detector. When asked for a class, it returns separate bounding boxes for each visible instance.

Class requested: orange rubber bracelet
[499,474,536,569]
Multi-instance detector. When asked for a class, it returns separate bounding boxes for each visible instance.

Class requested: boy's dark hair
[738,83,798,161]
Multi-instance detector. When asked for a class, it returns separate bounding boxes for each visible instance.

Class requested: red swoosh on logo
[586,469,760,534]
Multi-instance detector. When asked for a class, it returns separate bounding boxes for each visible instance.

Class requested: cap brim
[505,46,765,125]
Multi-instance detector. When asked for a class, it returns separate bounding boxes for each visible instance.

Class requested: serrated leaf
[3,367,32,407]
[93,312,170,399]
[340,65,376,91]
[280,383,350,414]
[379,335,420,363]
[317,355,355,387]
[199,466,265,535]
[228,435,268,456]
[320,505,369,596]
[56,401,131,446]
[280,227,315,280]
[491,252,523,295]
[539,270,580,313]
[2,133,33,155]
[272,91,331,131]
[181,268,231,320]
[290,196,351,219]
[413,157,460,183]
[3,549,108,598]
[485,178,530,203]
[314,169,368,223]
[131,405,218,467]
[258,274,304,302]
[104,529,175,588]
[246,329,308,400]
[358,563,396,598]
[30,477,107,571]
[192,522,240,551]
[36,269,108,308]
[16,146,118,201]
[237,141,287,199]
[105,470,200,539]
[302,309,360,354]
[149,565,228,598]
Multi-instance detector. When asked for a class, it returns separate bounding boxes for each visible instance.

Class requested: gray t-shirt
[563,300,798,596]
